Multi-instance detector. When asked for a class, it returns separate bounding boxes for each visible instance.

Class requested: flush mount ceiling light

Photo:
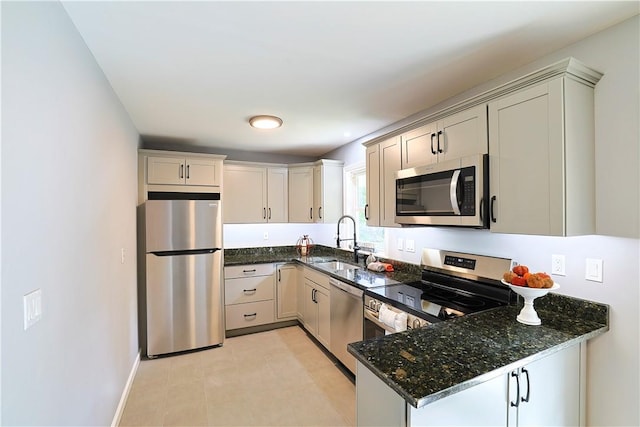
[249,115,283,129]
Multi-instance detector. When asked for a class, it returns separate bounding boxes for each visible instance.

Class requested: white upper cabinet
[401,105,488,169]
[267,167,289,223]
[488,75,597,236]
[147,156,221,186]
[138,150,225,203]
[288,166,314,223]
[223,163,288,224]
[366,136,401,227]
[313,159,344,223]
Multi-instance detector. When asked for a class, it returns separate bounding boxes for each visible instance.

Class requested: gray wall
[1,2,140,425]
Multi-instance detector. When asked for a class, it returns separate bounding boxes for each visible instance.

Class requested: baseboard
[111,350,140,427]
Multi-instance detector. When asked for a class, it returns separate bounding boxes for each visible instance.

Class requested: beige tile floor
[120,326,356,426]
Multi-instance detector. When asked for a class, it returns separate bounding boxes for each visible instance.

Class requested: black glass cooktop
[366,280,506,322]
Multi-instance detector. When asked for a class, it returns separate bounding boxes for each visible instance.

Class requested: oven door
[395,154,487,227]
[363,309,397,340]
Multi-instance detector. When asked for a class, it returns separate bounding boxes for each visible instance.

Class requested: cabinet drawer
[225,263,274,279]
[225,276,274,305]
[225,300,275,330]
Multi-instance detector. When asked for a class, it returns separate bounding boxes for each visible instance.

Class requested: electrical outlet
[405,239,415,253]
[551,254,565,276]
[585,258,603,282]
[263,232,269,240]
[24,289,42,330]
[397,238,404,251]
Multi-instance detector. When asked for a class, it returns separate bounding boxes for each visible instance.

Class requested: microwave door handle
[450,169,461,215]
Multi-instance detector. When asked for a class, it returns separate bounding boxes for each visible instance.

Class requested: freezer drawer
[145,250,224,356]
[144,199,222,252]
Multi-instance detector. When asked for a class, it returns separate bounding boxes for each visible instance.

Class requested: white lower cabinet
[275,263,297,320]
[356,344,583,427]
[506,344,582,426]
[301,267,331,349]
[224,264,275,331]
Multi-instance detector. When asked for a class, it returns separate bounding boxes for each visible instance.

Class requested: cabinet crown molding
[138,148,227,160]
[362,57,603,148]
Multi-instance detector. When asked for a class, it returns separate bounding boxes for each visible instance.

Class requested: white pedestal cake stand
[502,280,560,326]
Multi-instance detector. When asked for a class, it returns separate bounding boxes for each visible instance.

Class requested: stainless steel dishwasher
[329,277,363,374]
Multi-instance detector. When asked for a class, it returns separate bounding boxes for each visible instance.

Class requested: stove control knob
[368,300,378,311]
[412,318,422,329]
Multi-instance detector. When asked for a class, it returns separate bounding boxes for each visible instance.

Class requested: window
[343,163,385,254]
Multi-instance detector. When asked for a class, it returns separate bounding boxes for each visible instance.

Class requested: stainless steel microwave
[395,154,488,227]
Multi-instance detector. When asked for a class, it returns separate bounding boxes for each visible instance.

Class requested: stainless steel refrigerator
[138,197,224,357]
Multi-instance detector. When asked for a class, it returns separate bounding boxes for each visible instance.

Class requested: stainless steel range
[363,248,514,339]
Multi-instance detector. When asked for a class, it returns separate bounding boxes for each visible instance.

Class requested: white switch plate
[551,254,566,276]
[585,258,603,282]
[405,239,415,253]
[24,289,42,330]
[121,248,125,264]
[397,238,404,251]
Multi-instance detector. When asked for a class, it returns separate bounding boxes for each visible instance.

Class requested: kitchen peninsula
[348,295,608,426]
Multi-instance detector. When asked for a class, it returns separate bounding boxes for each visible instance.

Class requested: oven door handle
[450,169,461,215]
[364,309,398,334]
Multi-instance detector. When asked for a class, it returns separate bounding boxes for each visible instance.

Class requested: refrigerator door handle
[150,248,220,257]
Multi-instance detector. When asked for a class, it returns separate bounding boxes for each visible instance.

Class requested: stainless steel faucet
[336,215,359,263]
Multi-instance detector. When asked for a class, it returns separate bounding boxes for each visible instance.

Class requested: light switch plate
[585,258,603,282]
[397,238,404,251]
[405,239,415,253]
[551,254,566,276]
[24,289,42,330]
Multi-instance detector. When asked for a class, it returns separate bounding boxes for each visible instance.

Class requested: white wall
[224,223,336,249]
[1,2,140,425]
[363,16,640,426]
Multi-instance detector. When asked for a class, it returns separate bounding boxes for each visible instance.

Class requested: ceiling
[62,1,638,157]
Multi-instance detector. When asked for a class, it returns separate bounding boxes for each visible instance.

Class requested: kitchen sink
[315,261,360,272]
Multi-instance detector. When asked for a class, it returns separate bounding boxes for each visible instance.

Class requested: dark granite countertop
[224,245,422,291]
[348,293,609,408]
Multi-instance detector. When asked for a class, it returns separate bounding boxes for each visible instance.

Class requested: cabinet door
[365,144,381,226]
[147,156,185,185]
[223,165,267,223]
[288,167,314,223]
[314,162,343,223]
[296,268,305,320]
[379,137,402,227]
[313,166,323,222]
[408,373,507,426]
[401,122,438,169]
[509,344,581,427]
[489,80,563,235]
[315,286,330,349]
[438,104,488,162]
[267,168,288,223]
[303,281,318,336]
[185,157,220,186]
[276,264,297,320]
